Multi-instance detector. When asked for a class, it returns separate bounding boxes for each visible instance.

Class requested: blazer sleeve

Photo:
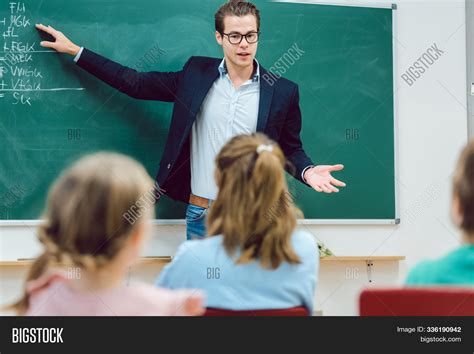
[278,84,314,184]
[76,48,191,102]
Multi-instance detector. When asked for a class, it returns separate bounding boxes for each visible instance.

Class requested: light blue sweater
[156,230,319,313]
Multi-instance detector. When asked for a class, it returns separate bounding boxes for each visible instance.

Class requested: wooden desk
[0,255,405,266]
[0,256,172,267]
[320,255,406,282]
[321,256,405,262]
[0,255,404,283]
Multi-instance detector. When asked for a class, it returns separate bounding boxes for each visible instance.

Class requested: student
[156,134,319,314]
[406,142,474,286]
[6,153,204,316]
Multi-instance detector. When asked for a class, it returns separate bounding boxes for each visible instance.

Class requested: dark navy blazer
[77,48,314,203]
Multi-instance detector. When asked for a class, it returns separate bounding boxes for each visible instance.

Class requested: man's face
[216,14,259,70]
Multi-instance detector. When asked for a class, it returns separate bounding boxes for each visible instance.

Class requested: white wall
[0,0,468,315]
[467,0,474,136]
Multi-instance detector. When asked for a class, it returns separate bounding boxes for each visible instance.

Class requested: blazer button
[167,163,171,169]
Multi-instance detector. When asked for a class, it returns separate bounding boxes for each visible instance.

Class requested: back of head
[453,141,474,240]
[10,152,155,314]
[207,133,302,269]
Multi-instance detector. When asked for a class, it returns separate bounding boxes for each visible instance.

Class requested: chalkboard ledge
[0,219,401,226]
[0,256,405,267]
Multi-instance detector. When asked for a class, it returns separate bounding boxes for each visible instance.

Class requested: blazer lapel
[256,66,275,132]
[177,60,220,151]
[186,60,274,132]
[189,61,220,117]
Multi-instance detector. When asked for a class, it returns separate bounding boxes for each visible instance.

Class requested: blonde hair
[453,141,474,236]
[9,152,155,314]
[207,133,302,269]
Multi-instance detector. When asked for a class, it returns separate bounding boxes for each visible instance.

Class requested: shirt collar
[218,58,260,83]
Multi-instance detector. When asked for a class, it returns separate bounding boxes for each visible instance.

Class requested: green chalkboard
[0,0,396,221]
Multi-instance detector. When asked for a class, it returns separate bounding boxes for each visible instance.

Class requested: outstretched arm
[35,23,187,102]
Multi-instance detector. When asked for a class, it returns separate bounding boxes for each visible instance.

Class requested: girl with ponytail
[6,152,203,316]
[157,133,318,314]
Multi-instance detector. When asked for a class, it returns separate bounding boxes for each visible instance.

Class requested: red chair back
[204,306,309,316]
[360,288,474,316]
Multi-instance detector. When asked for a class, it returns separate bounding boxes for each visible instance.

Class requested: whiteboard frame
[0,2,400,226]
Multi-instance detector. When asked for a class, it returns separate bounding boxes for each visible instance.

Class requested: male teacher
[36,0,346,240]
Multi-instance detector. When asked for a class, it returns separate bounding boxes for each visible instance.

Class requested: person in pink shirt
[6,153,204,316]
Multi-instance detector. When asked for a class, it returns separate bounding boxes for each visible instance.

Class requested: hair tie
[256,144,273,154]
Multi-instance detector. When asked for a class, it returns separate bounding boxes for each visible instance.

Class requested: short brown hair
[215,0,260,34]
[453,141,474,233]
[207,133,302,269]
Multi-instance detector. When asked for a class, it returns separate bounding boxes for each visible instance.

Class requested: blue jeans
[185,203,209,240]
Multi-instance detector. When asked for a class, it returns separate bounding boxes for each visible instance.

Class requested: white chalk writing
[0,2,84,106]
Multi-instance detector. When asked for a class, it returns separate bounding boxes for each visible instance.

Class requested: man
[36,0,345,240]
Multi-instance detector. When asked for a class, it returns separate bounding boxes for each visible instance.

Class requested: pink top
[24,273,203,316]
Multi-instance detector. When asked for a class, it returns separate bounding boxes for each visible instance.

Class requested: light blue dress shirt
[73,47,84,62]
[156,229,319,313]
[190,59,260,200]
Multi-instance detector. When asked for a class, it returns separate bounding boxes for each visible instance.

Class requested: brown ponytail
[207,133,302,269]
[7,251,52,314]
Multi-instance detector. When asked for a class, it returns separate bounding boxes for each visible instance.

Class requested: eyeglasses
[221,31,260,44]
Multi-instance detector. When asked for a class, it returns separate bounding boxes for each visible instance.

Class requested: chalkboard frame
[273,1,401,225]
[0,1,401,225]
